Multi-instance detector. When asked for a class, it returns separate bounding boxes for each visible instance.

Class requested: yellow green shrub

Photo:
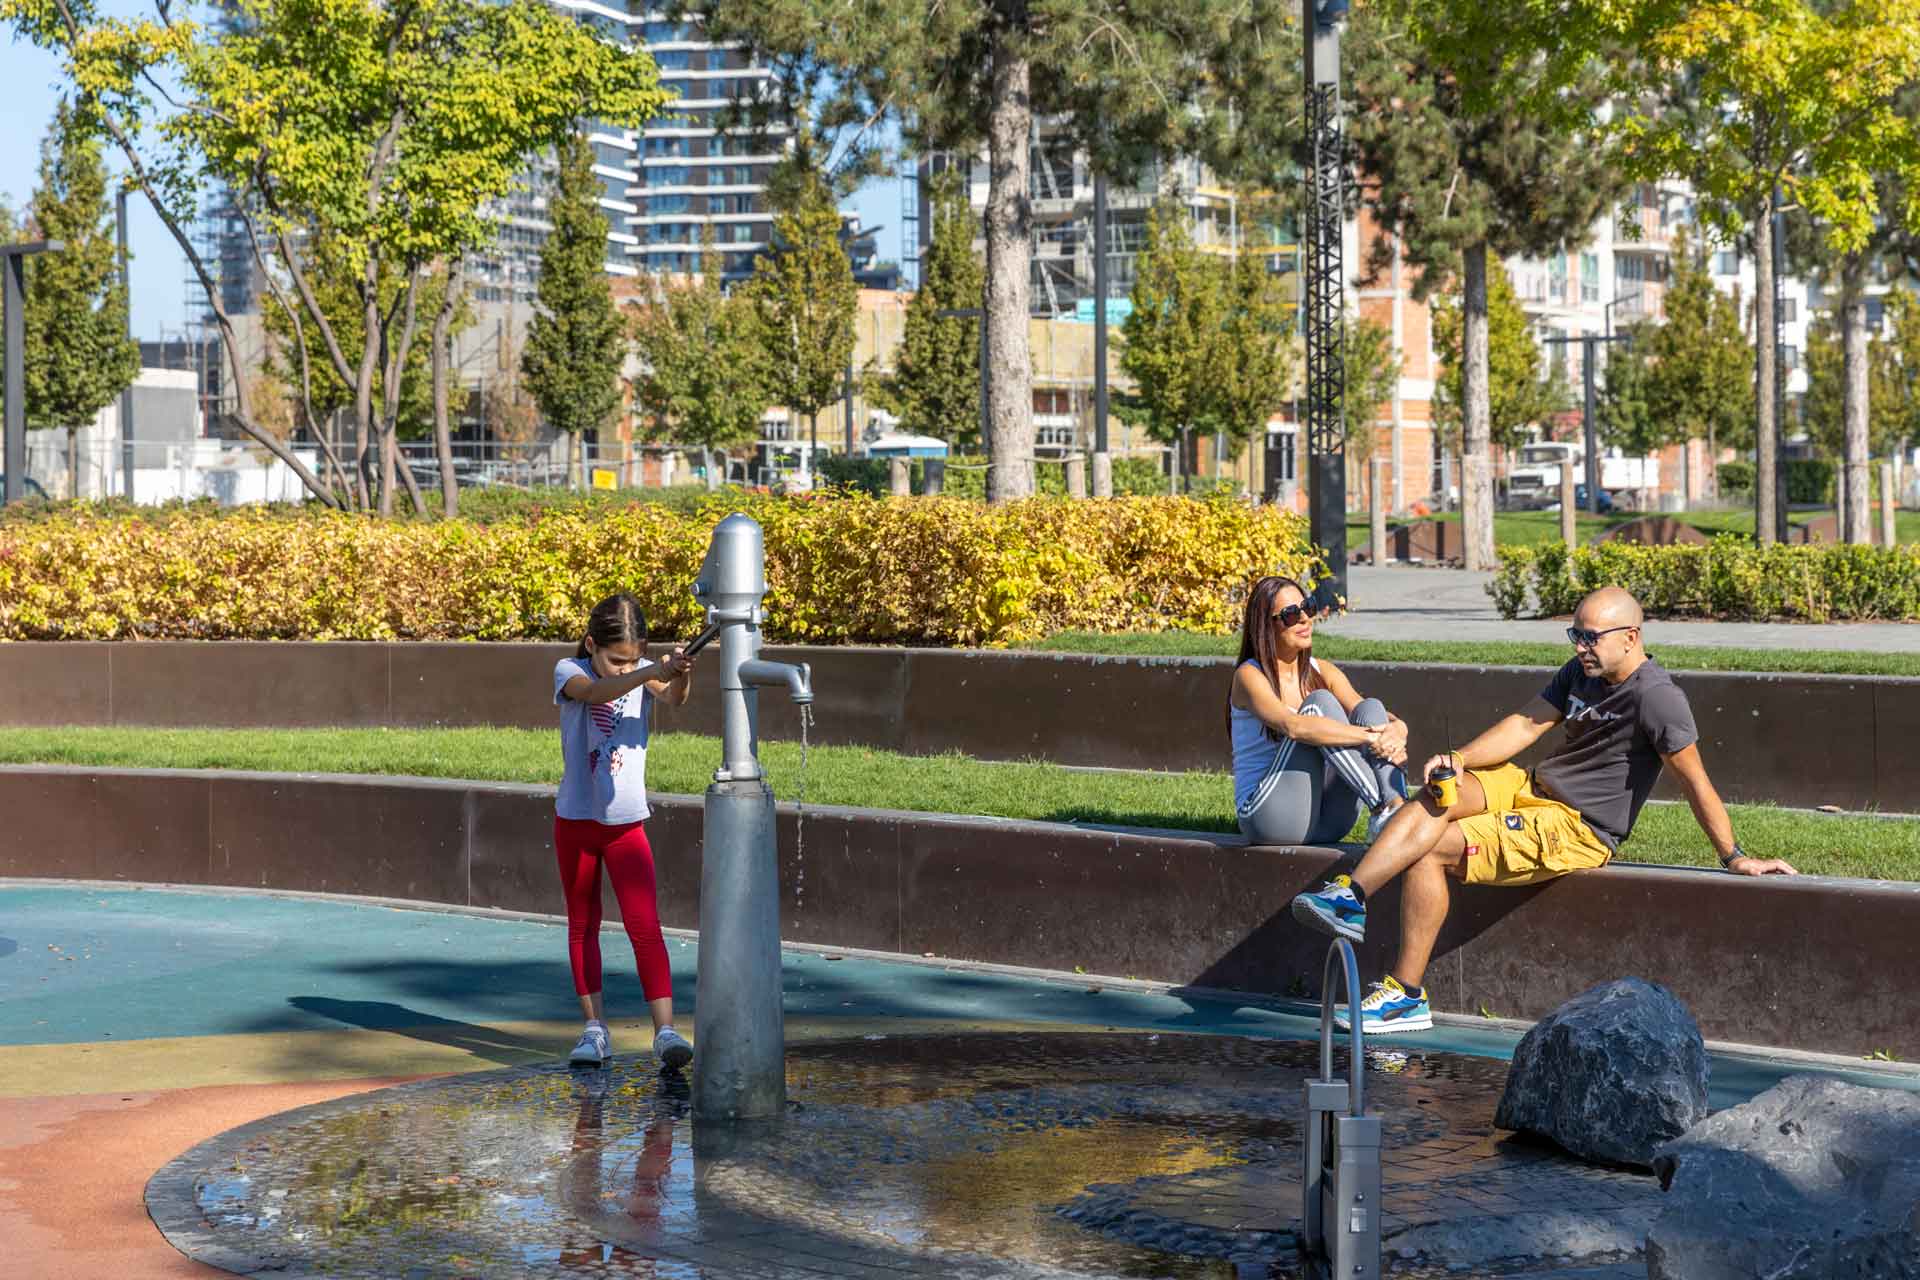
[0,493,1319,646]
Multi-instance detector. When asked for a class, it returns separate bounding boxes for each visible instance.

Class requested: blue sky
[1,13,906,343]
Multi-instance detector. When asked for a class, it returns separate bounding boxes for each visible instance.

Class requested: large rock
[1494,977,1708,1168]
[1647,1075,1920,1280]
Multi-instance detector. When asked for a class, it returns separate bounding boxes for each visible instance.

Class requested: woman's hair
[577,593,648,660]
[1232,576,1321,729]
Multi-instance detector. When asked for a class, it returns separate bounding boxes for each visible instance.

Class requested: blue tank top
[1229,657,1319,811]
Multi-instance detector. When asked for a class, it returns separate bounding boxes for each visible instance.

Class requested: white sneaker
[653,1026,693,1072]
[568,1020,610,1066]
[1366,800,1400,844]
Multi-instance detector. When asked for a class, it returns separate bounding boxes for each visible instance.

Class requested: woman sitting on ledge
[1229,575,1409,846]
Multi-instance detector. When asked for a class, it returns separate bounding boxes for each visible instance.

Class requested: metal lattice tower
[1303,1,1349,600]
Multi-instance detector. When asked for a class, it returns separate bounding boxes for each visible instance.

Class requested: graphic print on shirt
[588,692,643,777]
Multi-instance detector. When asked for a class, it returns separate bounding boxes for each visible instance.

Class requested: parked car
[1543,484,1616,514]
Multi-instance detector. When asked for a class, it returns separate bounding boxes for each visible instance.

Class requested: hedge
[0,492,1320,646]
[816,454,1179,499]
[1489,539,1920,622]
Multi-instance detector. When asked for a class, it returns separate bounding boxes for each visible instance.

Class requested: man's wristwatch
[1719,843,1748,869]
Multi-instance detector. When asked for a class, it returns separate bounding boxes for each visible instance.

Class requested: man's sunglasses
[1271,604,1311,628]
[1567,624,1635,649]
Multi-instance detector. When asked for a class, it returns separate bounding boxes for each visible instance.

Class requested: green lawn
[0,726,1910,881]
[1034,630,1920,678]
[1347,507,1920,549]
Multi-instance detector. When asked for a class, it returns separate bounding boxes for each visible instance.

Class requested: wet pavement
[149,1032,1654,1279]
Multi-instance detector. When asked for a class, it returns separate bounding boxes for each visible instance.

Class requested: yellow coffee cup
[1428,764,1459,808]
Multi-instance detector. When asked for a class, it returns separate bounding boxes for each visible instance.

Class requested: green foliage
[1716,461,1755,500]
[522,132,625,446]
[1343,313,1400,453]
[749,169,857,443]
[0,492,1318,645]
[821,454,1171,499]
[1432,264,1567,451]
[1208,247,1299,453]
[19,100,140,433]
[877,169,983,447]
[1804,310,1912,460]
[1489,538,1920,622]
[628,228,771,475]
[1716,459,1836,504]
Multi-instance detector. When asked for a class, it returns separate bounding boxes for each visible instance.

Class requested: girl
[553,592,696,1071]
[1229,576,1410,846]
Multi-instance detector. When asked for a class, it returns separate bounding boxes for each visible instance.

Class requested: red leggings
[553,816,673,1001]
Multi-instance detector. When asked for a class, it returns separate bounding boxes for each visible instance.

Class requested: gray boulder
[1494,977,1708,1168]
[1646,1074,1920,1280]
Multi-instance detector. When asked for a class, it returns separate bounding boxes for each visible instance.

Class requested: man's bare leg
[1348,775,1481,991]
[1394,832,1468,990]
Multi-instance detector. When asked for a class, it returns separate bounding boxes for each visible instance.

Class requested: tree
[687,0,1215,502]
[22,99,141,497]
[1341,4,1626,570]
[4,0,670,512]
[630,230,771,489]
[748,169,856,476]
[879,169,983,447]
[1805,312,1909,465]
[1206,247,1300,464]
[522,132,626,493]
[1119,202,1224,486]
[1605,0,1920,543]
[1432,264,1567,456]
[1343,313,1400,455]
[1602,230,1751,502]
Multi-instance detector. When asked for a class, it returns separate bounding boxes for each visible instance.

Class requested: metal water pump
[688,513,813,1124]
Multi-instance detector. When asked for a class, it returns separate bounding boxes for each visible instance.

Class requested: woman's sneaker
[1334,976,1433,1034]
[1291,875,1366,943]
[568,1020,611,1066]
[653,1026,693,1072]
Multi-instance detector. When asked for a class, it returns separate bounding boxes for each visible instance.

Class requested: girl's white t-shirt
[553,656,653,824]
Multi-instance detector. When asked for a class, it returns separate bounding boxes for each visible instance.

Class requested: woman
[1229,576,1409,846]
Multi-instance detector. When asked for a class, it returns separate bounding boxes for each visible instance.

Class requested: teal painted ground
[1,882,1910,1111]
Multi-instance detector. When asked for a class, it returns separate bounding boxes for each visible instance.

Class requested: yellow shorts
[1453,764,1613,886]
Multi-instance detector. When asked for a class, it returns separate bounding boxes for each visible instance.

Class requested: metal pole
[1772,187,1790,544]
[1092,172,1111,496]
[843,351,855,457]
[1583,335,1601,514]
[118,192,136,500]
[1304,0,1350,605]
[4,254,24,505]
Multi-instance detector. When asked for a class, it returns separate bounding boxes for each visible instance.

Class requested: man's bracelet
[1719,844,1747,869]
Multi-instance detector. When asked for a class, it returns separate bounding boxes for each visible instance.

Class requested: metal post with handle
[1301,937,1382,1278]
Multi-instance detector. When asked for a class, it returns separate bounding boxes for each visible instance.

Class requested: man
[1290,586,1797,1033]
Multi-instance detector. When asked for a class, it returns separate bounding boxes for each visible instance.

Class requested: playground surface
[5,881,1916,1279]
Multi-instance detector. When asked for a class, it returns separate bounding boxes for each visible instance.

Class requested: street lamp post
[117,190,137,500]
[1303,0,1350,609]
[3,239,67,505]
[1544,331,1631,515]
[1092,173,1111,497]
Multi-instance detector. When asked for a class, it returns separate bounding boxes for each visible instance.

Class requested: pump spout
[736,658,813,704]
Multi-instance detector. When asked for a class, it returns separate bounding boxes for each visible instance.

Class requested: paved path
[1327,566,1920,653]
[6,883,1916,1280]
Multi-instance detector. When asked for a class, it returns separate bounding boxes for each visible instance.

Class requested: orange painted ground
[0,1076,434,1280]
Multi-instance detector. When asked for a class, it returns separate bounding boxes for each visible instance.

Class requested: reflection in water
[156,1032,1645,1279]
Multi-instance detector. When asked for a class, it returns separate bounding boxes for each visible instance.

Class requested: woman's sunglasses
[1271,604,1310,628]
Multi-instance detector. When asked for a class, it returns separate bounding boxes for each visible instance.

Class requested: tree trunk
[379,428,399,517]
[67,428,79,500]
[1753,201,1780,545]
[1841,255,1871,544]
[1706,425,1718,502]
[1460,242,1496,570]
[431,257,464,518]
[566,430,579,491]
[705,446,718,491]
[983,27,1034,502]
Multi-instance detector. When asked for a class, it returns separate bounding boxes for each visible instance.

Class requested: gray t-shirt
[1533,656,1698,848]
[553,656,654,824]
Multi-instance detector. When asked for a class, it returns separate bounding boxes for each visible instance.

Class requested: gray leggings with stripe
[1238,690,1404,846]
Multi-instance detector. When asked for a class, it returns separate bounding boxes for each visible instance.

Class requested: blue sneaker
[1291,874,1366,943]
[1335,975,1433,1034]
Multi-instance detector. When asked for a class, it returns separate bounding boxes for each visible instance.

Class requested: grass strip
[1033,630,1920,677]
[0,726,1911,881]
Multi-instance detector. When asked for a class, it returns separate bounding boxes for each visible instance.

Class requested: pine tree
[1205,247,1300,472]
[21,100,140,497]
[522,132,626,490]
[1432,265,1567,454]
[882,170,983,448]
[630,229,771,489]
[1647,231,1753,482]
[748,168,857,475]
[1342,5,1626,569]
